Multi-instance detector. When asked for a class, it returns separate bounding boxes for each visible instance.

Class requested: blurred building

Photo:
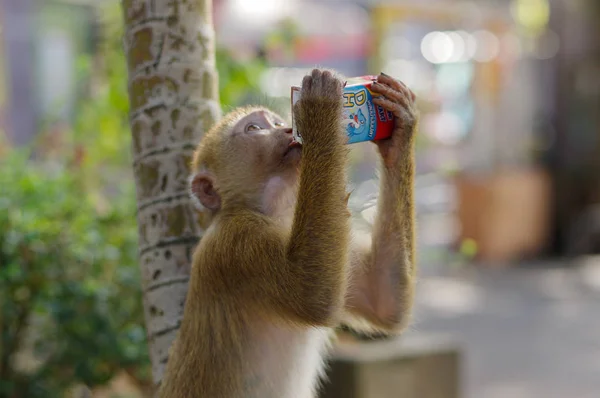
[0,0,97,145]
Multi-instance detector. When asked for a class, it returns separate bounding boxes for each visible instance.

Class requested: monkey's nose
[281,127,293,135]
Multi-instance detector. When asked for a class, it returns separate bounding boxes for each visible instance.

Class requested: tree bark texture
[121,0,220,384]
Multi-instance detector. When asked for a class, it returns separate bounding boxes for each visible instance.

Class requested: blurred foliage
[215,17,300,110]
[71,4,132,175]
[216,47,267,110]
[215,46,290,118]
[0,0,272,395]
[216,17,300,117]
[0,151,146,397]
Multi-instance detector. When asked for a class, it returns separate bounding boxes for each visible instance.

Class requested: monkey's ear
[189,172,221,212]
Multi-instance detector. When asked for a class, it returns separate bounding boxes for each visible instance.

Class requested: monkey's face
[190,108,301,218]
[226,109,301,176]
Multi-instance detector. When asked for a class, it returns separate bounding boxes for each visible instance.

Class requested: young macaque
[158,69,418,398]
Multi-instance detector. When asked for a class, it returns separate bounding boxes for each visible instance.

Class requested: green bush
[0,151,148,397]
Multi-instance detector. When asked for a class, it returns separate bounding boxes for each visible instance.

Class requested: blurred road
[406,257,600,398]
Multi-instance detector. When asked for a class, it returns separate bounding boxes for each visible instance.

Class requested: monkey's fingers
[372,96,413,123]
[377,73,416,102]
[377,73,404,91]
[371,82,409,108]
[326,72,343,98]
[302,74,313,94]
[311,69,324,93]
[309,68,343,99]
[320,69,333,82]
[311,68,322,79]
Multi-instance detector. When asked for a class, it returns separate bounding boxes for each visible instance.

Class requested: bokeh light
[472,30,500,62]
[421,30,500,64]
[510,0,551,34]
[421,31,455,64]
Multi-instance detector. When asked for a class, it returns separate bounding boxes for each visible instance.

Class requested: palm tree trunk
[121,0,220,384]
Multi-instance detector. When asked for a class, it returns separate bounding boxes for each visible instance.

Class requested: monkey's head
[189,106,301,221]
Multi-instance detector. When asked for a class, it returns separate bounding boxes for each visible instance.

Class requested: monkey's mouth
[284,141,302,157]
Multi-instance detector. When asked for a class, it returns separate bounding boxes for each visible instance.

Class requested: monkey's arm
[344,156,416,333]
[279,70,351,326]
[343,75,418,334]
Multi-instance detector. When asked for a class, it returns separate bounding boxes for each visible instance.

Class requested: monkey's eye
[274,121,285,127]
[246,124,262,132]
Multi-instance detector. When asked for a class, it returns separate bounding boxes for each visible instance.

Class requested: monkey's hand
[294,69,346,148]
[371,73,419,170]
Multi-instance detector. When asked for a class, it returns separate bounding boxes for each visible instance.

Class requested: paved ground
[404,257,600,398]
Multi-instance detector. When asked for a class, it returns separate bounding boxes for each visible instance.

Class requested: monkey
[157,69,418,398]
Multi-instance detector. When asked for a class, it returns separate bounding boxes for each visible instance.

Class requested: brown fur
[158,69,418,397]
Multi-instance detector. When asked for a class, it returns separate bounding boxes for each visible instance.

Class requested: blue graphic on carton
[342,86,376,144]
[347,109,368,138]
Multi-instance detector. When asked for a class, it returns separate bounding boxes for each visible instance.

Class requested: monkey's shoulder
[209,211,283,242]
[193,211,287,271]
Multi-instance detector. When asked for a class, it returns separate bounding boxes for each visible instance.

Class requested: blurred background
[1,0,599,397]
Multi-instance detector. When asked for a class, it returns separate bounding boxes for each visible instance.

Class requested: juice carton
[291,75,395,145]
